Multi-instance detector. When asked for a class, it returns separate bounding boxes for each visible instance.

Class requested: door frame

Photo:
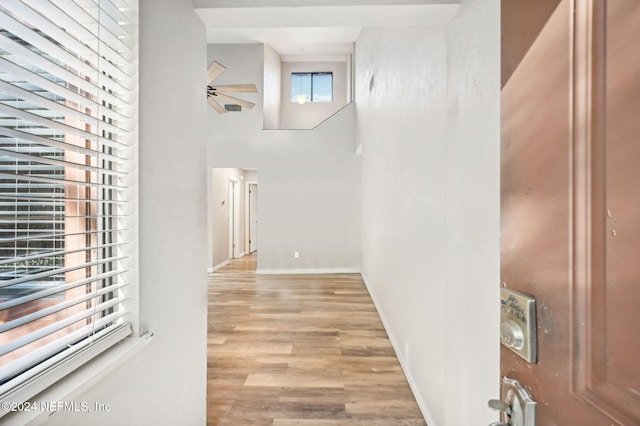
[228,178,240,259]
[245,181,257,254]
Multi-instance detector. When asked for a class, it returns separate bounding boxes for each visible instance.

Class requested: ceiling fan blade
[214,93,255,109]
[207,97,227,114]
[207,61,226,84]
[210,84,258,93]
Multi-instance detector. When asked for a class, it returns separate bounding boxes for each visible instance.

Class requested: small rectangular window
[291,72,333,103]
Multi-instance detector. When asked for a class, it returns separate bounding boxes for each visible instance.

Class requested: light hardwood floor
[208,253,426,425]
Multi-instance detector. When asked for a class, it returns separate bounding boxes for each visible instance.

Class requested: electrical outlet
[294,251,299,258]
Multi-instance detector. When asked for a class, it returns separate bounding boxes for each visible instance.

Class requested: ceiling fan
[206,61,258,114]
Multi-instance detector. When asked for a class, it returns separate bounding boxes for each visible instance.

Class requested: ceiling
[194,2,460,60]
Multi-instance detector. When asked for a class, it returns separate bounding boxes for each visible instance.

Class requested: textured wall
[357,1,500,424]
[263,45,282,129]
[356,24,450,425]
[444,0,501,424]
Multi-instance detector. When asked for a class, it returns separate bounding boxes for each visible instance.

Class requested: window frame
[0,0,140,416]
[290,71,334,104]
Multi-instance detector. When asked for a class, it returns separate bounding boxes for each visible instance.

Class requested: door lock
[500,320,525,349]
[488,377,536,426]
[500,288,537,362]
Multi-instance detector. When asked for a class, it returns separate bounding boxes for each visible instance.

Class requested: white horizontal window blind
[0,0,136,397]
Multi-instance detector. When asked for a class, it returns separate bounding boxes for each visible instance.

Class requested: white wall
[44,0,209,424]
[357,24,449,426]
[357,1,500,424]
[263,45,281,129]
[280,60,349,129]
[443,1,501,423]
[207,44,361,274]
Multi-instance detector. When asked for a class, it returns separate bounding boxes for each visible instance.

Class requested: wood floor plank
[208,253,426,425]
[244,372,344,389]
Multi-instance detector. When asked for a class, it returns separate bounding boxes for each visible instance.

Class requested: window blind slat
[47,0,134,54]
[0,255,124,288]
[23,0,135,71]
[0,126,125,161]
[97,0,131,27]
[0,148,126,177]
[76,0,135,50]
[0,31,111,106]
[0,194,125,204]
[0,316,130,386]
[0,212,125,219]
[0,171,125,190]
[0,282,128,334]
[1,1,133,87]
[0,241,124,266]
[0,5,131,95]
[0,32,130,109]
[0,79,128,137]
[0,269,123,310]
[0,295,127,357]
[90,3,129,40]
[0,101,100,143]
[0,57,130,126]
[0,56,95,111]
[0,228,126,246]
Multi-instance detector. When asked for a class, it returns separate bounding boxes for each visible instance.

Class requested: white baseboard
[209,260,230,273]
[256,268,361,275]
[236,251,246,258]
[360,272,436,426]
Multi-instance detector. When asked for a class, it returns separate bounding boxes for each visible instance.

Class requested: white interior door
[248,184,257,253]
[228,179,240,258]
[233,180,240,257]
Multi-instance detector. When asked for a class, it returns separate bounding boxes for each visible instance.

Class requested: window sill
[1,332,153,426]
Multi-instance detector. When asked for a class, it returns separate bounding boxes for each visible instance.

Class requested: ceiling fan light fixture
[206,60,258,114]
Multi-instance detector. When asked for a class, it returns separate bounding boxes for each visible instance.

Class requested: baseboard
[360,272,437,426]
[256,268,361,275]
[209,260,230,273]
[236,251,246,258]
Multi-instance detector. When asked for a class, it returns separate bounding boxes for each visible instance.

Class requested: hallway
[207,253,426,425]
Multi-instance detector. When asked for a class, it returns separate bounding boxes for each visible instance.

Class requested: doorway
[210,168,258,271]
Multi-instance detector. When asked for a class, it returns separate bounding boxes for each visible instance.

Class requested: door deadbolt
[500,288,537,362]
[500,320,524,349]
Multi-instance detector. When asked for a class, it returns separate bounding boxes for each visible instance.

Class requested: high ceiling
[194,1,460,60]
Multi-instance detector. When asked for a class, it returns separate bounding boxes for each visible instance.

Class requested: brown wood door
[501,0,640,424]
